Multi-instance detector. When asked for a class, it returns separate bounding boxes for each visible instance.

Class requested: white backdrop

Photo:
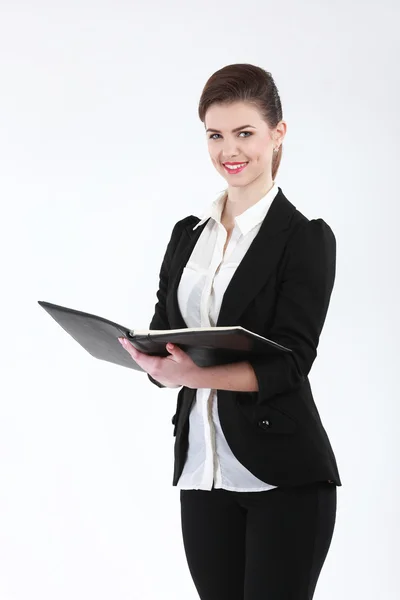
[0,1,398,598]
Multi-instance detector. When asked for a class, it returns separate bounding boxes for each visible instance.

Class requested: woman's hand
[118,337,200,388]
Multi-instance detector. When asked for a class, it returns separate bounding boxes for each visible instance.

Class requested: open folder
[38,300,292,371]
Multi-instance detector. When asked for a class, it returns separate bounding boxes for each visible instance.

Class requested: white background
[0,1,398,598]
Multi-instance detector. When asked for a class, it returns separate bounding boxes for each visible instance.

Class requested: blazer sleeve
[146,217,190,389]
[247,218,336,404]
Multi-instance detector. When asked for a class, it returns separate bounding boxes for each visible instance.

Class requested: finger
[166,343,179,357]
[119,338,162,377]
[118,337,140,359]
[166,343,187,363]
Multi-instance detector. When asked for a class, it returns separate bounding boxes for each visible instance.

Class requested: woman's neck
[222,175,275,222]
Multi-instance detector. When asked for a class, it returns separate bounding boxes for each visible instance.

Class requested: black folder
[38,300,292,371]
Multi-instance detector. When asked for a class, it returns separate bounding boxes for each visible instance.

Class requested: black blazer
[148,187,342,488]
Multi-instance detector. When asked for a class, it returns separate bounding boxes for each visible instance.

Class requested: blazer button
[258,419,271,430]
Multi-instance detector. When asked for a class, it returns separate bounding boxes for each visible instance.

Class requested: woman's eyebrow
[206,124,256,133]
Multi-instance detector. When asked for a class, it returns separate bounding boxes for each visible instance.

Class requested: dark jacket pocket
[253,405,298,435]
[236,392,297,435]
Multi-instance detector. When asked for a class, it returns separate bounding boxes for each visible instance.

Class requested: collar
[192,182,280,236]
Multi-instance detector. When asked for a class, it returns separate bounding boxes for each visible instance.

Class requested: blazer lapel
[217,188,295,326]
[167,187,296,330]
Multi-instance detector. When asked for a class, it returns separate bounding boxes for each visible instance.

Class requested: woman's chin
[220,170,251,185]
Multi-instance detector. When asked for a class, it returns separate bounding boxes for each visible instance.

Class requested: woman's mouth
[223,162,249,174]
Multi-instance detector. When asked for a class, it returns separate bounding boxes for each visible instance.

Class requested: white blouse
[176,182,280,492]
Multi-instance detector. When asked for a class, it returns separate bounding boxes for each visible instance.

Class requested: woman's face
[205,101,284,187]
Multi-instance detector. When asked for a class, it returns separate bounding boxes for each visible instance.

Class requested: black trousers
[180,481,337,600]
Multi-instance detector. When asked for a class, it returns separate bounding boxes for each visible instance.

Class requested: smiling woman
[200,71,286,224]
[146,63,341,600]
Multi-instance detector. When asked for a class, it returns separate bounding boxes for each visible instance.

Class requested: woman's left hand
[118,338,200,388]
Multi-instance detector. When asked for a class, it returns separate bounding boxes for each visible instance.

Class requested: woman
[119,63,341,600]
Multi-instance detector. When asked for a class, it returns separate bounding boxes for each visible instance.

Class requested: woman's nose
[222,143,240,158]
[220,135,240,153]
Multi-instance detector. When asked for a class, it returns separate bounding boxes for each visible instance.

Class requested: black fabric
[180,481,337,600]
[147,187,342,488]
[247,218,336,403]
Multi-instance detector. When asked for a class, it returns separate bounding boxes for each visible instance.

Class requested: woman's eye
[208,131,252,140]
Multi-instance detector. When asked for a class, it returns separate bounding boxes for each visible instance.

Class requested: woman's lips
[223,162,248,174]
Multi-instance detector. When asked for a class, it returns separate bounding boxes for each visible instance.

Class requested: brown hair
[198,63,284,181]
